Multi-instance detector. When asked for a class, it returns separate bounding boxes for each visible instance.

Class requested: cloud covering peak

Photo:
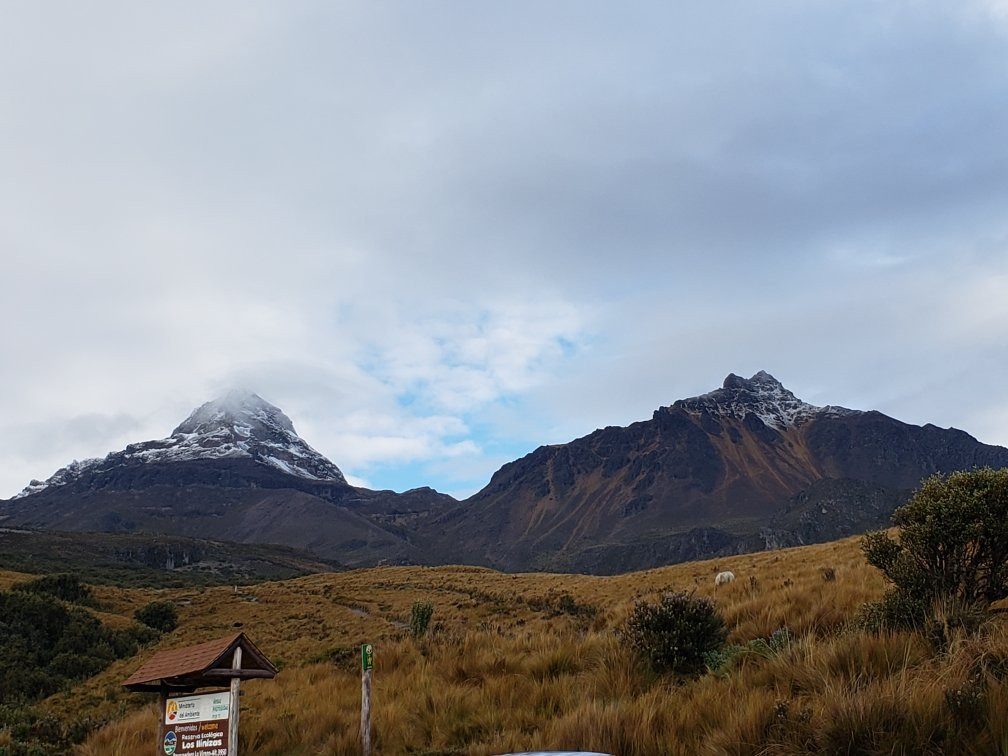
[2,1,1008,498]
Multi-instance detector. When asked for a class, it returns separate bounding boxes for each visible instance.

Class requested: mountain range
[4,372,1007,573]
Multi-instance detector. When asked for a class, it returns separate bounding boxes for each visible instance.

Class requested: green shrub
[0,702,105,755]
[12,574,94,606]
[621,590,727,676]
[768,626,795,652]
[110,623,161,657]
[410,601,434,639]
[705,626,795,673]
[134,601,179,633]
[857,590,928,634]
[863,468,1008,607]
[0,589,155,709]
[944,670,987,727]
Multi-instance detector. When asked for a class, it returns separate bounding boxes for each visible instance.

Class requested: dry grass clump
[60,535,1008,754]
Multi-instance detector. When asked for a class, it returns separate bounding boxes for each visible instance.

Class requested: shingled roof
[123,632,277,692]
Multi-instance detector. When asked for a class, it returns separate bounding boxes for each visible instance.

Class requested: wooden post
[229,646,242,756]
[158,687,167,756]
[361,644,373,756]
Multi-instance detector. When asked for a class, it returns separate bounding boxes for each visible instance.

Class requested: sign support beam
[228,646,242,756]
[158,685,167,756]
[361,644,373,756]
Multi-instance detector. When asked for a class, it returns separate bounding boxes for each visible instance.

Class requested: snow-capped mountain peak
[14,391,345,499]
[174,389,298,437]
[673,370,858,430]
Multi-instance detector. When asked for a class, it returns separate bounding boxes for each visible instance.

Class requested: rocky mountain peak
[14,391,345,499]
[673,370,852,430]
[723,370,782,391]
[174,389,297,438]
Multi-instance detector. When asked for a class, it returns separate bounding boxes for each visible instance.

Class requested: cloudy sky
[2,1,1008,499]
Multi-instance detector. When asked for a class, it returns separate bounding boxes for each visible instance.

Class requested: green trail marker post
[361,644,373,756]
[362,644,374,671]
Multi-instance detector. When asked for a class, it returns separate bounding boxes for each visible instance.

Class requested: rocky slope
[426,372,1008,572]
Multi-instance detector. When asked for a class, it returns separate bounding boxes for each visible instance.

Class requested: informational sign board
[159,691,231,756]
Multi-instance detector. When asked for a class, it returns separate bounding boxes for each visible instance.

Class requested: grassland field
[6,533,1008,755]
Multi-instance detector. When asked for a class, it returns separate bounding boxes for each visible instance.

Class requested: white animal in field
[714,571,736,587]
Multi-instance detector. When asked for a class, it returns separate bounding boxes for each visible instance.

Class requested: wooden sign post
[361,643,373,756]
[228,646,242,756]
[123,632,276,756]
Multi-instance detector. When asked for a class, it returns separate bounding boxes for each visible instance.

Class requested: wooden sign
[159,691,231,756]
[124,632,276,756]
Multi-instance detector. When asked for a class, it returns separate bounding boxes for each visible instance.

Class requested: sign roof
[123,631,276,692]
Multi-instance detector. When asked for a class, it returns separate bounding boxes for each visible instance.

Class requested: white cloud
[2,1,1008,499]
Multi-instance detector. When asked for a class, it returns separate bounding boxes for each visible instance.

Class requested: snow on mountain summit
[673,370,859,430]
[174,389,298,437]
[14,390,345,499]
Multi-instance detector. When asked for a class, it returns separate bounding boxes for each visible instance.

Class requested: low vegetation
[409,600,434,640]
[0,529,342,588]
[12,573,97,606]
[133,600,179,633]
[31,536,913,754]
[6,469,1008,754]
[862,467,1008,634]
[621,590,727,676]
[0,576,159,754]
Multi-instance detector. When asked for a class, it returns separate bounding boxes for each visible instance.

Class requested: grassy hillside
[0,528,341,587]
[7,534,1008,754]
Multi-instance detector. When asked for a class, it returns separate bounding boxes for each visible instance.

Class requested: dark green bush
[410,601,434,639]
[857,589,928,633]
[944,670,987,727]
[0,590,155,705]
[134,600,179,632]
[12,574,94,606]
[621,590,727,676]
[0,584,157,755]
[0,702,103,755]
[111,622,161,655]
[861,468,1008,631]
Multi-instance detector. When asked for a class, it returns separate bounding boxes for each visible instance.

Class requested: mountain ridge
[5,372,1008,574]
[423,371,1008,572]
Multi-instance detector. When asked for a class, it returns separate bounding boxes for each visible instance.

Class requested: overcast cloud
[2,1,1008,499]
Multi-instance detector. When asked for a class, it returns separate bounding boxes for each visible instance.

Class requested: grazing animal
[714,571,736,587]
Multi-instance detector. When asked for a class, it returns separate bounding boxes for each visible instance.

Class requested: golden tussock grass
[43,535,1008,754]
